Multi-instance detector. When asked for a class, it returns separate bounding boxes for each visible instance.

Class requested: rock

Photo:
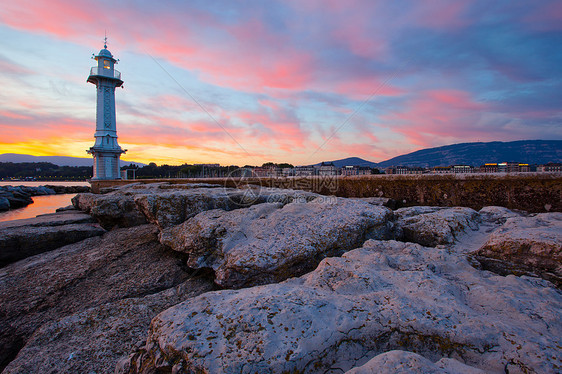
[344,350,485,374]
[0,187,33,209]
[121,240,562,374]
[352,197,397,210]
[160,197,393,288]
[19,186,55,196]
[0,186,65,212]
[134,187,250,229]
[3,277,214,374]
[72,192,147,229]
[0,197,9,211]
[394,206,480,246]
[0,211,106,267]
[0,210,97,228]
[44,185,90,194]
[55,205,77,212]
[136,187,321,230]
[0,224,199,370]
[471,212,562,287]
[73,183,320,230]
[478,206,525,224]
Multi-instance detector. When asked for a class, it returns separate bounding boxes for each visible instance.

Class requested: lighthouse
[87,39,126,180]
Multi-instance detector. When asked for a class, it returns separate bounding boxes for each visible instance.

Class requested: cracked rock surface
[2,183,561,374]
[472,212,562,287]
[121,239,562,373]
[72,183,319,230]
[2,278,213,374]
[160,197,393,288]
[0,224,206,371]
[0,210,105,267]
[344,350,485,373]
[394,206,480,246]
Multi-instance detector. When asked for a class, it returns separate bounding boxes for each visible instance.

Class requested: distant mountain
[376,140,562,168]
[0,153,146,167]
[313,157,377,168]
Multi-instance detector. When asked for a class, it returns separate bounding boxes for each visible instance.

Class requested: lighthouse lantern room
[87,38,126,180]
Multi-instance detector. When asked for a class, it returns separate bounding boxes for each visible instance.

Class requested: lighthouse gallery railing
[89,67,121,80]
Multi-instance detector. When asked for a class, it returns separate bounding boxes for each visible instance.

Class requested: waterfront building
[294,166,315,176]
[341,166,372,176]
[432,166,452,174]
[87,39,126,180]
[537,163,562,172]
[451,165,474,173]
[317,162,338,176]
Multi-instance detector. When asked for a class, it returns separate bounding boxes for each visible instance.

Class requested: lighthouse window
[104,60,110,69]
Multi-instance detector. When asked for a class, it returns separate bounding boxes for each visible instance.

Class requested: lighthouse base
[88,150,125,180]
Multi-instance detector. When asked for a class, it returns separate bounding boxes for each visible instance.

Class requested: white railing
[89,67,121,80]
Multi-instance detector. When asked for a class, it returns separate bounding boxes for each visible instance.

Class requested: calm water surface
[0,181,89,222]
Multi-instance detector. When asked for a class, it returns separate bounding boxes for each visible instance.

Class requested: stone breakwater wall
[90,174,561,213]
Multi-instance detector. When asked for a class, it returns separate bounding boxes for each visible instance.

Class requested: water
[0,181,89,222]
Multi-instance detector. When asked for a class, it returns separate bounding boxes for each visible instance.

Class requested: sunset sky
[0,0,561,166]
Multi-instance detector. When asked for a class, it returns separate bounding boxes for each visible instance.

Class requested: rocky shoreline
[0,185,90,212]
[0,182,560,373]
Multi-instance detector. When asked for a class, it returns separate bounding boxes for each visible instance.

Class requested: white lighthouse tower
[87,39,126,180]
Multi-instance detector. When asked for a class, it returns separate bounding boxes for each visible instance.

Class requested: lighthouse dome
[98,48,113,58]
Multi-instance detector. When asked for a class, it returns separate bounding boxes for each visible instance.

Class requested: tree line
[0,162,93,180]
[0,162,275,180]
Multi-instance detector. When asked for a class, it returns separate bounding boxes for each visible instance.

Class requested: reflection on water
[0,194,77,222]
[0,182,89,222]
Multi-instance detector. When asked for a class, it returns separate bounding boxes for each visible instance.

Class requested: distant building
[316,162,338,176]
[431,166,452,174]
[392,166,424,175]
[480,163,498,173]
[253,165,281,177]
[478,162,531,173]
[294,166,315,176]
[451,165,474,173]
[537,163,562,172]
[341,165,372,176]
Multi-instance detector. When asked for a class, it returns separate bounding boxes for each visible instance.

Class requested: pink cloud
[382,89,490,146]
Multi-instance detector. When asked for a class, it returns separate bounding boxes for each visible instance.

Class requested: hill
[0,154,145,167]
[313,157,377,168]
[376,140,562,168]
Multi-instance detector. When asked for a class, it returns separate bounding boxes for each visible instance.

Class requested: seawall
[90,173,562,213]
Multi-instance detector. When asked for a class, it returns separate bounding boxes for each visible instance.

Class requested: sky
[0,0,561,166]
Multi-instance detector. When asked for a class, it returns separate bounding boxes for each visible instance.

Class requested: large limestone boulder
[73,183,319,230]
[478,206,525,224]
[72,193,147,229]
[472,212,562,287]
[344,350,484,374]
[0,224,201,371]
[0,211,106,267]
[3,277,213,374]
[394,206,480,246]
[136,186,320,229]
[121,240,561,374]
[160,197,393,288]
